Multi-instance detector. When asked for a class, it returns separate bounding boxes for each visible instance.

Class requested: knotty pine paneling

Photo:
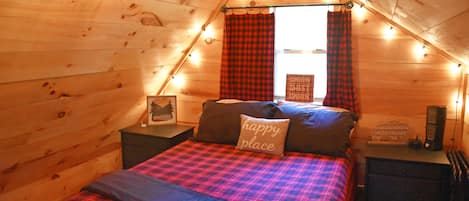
[0,149,121,201]
[164,15,224,126]
[463,77,469,155]
[0,0,219,200]
[0,69,140,109]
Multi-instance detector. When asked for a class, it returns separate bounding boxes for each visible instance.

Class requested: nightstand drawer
[368,158,443,180]
[368,174,442,201]
[122,130,192,146]
[122,133,172,147]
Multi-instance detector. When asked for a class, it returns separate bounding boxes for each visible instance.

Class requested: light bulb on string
[188,50,201,65]
[171,75,185,88]
[414,43,428,59]
[202,25,215,44]
[384,25,395,40]
[353,2,366,19]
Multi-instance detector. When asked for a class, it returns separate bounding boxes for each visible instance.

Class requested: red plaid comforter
[69,140,354,201]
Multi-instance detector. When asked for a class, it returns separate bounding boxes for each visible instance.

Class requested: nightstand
[365,145,450,201]
[120,124,194,169]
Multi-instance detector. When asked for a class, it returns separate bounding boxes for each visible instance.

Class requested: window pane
[274,6,328,101]
[275,7,328,50]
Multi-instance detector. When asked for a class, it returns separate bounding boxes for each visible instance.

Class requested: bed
[69,100,357,201]
[69,140,355,201]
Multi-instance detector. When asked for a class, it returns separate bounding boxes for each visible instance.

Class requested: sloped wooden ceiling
[364,0,469,65]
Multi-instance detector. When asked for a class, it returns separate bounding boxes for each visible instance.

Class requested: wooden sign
[368,121,409,145]
[285,74,314,102]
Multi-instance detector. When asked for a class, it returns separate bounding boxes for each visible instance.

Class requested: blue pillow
[272,104,355,157]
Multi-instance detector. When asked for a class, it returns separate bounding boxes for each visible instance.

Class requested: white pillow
[236,114,290,156]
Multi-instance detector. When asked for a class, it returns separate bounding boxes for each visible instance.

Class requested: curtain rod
[221,1,354,12]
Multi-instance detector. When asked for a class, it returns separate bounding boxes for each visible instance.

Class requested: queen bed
[69,100,357,201]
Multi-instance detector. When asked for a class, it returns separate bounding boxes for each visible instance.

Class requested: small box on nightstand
[120,124,194,169]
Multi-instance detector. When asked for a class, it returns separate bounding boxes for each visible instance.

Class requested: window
[274,6,328,103]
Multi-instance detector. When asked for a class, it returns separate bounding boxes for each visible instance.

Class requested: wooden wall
[165,0,465,184]
[0,0,467,200]
[0,0,219,200]
[463,76,469,154]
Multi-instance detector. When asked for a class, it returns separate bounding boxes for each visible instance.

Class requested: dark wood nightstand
[365,145,450,201]
[120,124,194,169]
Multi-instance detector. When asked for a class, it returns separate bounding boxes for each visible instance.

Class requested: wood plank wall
[0,0,466,200]
[165,0,465,185]
[0,0,218,200]
[463,76,469,154]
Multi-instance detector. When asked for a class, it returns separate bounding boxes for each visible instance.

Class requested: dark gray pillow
[272,104,355,157]
[196,100,276,145]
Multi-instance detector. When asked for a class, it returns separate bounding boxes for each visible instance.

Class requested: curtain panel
[219,14,275,101]
[323,11,360,113]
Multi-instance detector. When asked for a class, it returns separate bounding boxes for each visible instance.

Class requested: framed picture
[285,74,314,102]
[147,95,177,125]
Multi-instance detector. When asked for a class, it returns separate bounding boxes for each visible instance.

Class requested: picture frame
[285,74,314,102]
[147,95,177,125]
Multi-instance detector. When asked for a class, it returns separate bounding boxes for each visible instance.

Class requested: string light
[384,0,398,41]
[189,23,202,35]
[421,45,428,57]
[171,75,185,88]
[384,25,395,40]
[353,2,366,19]
[452,90,463,111]
[188,50,201,65]
[414,43,428,59]
[202,25,215,44]
[450,62,462,78]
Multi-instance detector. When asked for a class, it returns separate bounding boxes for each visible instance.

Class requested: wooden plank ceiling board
[397,0,469,30]
[365,0,469,64]
[427,10,469,64]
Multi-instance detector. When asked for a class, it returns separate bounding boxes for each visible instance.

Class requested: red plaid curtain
[323,11,360,113]
[219,14,275,101]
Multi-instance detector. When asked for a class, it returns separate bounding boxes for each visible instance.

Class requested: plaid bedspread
[69,140,354,201]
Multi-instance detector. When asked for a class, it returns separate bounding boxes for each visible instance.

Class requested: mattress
[69,140,355,201]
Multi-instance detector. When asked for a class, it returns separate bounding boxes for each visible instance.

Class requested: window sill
[274,96,324,105]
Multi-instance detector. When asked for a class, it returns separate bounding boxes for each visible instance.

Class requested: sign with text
[285,74,314,102]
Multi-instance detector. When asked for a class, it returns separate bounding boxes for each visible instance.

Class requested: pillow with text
[236,114,290,156]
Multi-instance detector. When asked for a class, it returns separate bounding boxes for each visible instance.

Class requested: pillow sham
[196,100,276,145]
[236,114,290,156]
[272,104,355,157]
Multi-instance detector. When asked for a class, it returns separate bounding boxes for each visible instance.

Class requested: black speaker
[424,105,446,150]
